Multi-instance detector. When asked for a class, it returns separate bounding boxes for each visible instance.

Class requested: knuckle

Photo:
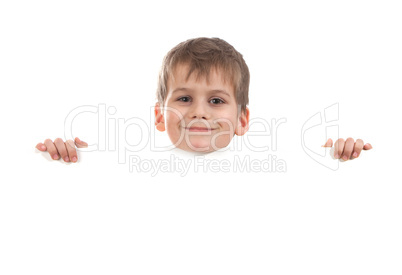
[54,138,63,143]
[338,138,345,143]
[44,138,52,144]
[356,138,364,144]
[65,140,75,149]
[346,137,354,142]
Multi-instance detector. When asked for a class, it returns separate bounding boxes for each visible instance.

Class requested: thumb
[322,138,333,147]
[363,143,373,150]
[74,137,88,148]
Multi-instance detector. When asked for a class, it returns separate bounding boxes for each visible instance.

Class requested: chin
[176,140,214,153]
[171,135,231,153]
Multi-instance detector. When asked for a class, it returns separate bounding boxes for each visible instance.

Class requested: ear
[154,102,166,132]
[235,107,250,136]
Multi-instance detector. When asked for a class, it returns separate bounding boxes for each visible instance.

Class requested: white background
[1,0,401,274]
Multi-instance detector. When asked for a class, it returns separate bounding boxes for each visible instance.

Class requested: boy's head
[154,37,250,153]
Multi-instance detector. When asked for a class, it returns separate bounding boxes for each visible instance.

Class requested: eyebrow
[172,87,232,97]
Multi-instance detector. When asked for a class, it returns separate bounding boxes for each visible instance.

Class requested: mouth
[184,127,217,132]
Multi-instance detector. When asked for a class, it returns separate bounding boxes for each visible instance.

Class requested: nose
[188,101,209,120]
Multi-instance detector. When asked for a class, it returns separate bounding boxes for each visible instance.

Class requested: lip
[185,127,216,132]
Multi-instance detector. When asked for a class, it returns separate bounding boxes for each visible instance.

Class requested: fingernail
[41,145,46,150]
[72,157,77,162]
[353,152,358,158]
[53,154,59,160]
[334,154,339,159]
[64,156,69,162]
[342,155,348,161]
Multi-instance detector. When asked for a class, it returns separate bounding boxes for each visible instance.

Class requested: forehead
[168,63,235,91]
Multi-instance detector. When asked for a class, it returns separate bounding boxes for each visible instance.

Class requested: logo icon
[301,103,339,171]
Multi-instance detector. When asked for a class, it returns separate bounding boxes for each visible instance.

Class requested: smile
[184,127,217,132]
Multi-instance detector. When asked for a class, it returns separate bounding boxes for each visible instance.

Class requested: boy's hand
[36,137,88,163]
[322,138,372,161]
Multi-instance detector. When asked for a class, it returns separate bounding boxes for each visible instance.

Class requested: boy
[154,37,250,153]
[35,37,372,162]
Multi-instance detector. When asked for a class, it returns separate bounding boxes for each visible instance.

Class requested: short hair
[156,37,250,115]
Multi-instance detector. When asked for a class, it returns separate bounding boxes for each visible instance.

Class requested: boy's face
[155,63,249,153]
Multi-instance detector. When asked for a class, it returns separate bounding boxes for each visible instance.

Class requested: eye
[177,96,191,102]
[210,98,225,104]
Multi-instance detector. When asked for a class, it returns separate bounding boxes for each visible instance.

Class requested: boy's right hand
[36,137,88,163]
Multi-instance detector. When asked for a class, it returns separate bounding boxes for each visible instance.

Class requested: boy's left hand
[322,138,372,161]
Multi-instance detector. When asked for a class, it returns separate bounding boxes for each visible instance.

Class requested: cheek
[165,107,184,127]
[214,111,238,132]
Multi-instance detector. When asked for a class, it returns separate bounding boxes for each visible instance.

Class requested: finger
[334,138,345,159]
[322,138,333,147]
[44,139,59,160]
[36,142,47,152]
[74,137,88,148]
[352,139,364,159]
[66,139,78,163]
[363,143,372,150]
[54,138,69,162]
[341,137,355,161]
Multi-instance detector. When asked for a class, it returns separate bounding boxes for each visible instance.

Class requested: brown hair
[156,37,250,114]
